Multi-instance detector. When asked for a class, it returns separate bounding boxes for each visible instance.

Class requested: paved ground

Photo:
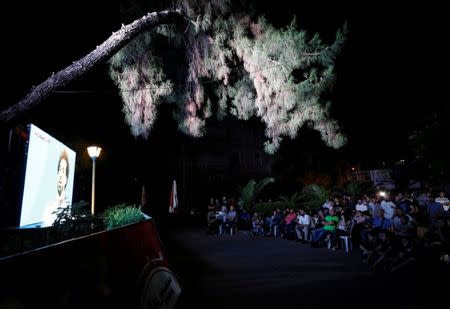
[156,219,449,309]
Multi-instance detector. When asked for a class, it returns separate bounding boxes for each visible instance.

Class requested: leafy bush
[103,204,145,230]
[53,200,100,240]
[278,192,302,210]
[344,180,374,198]
[254,201,283,217]
[299,184,330,211]
[238,177,275,210]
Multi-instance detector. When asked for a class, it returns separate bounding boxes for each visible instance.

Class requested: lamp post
[87,146,102,215]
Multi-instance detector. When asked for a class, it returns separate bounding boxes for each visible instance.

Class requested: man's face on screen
[57,159,68,196]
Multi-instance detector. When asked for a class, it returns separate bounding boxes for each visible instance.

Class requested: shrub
[238,177,275,211]
[53,200,100,241]
[254,201,283,217]
[344,180,374,198]
[299,184,330,211]
[103,204,145,230]
[278,192,302,210]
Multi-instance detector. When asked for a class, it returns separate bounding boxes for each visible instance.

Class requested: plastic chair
[274,225,279,237]
[230,223,238,235]
[339,219,355,253]
[220,220,238,235]
[340,235,352,252]
[306,219,318,242]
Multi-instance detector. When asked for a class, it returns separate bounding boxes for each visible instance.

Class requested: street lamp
[87,146,102,215]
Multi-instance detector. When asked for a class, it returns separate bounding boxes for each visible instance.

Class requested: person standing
[207,197,217,226]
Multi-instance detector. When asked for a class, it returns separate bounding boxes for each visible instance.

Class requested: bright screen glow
[19,124,76,227]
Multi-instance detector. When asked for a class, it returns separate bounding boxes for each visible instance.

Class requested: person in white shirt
[355,199,368,212]
[295,209,312,242]
[380,195,396,219]
[322,198,334,212]
[435,191,450,212]
[216,206,228,223]
[42,149,70,227]
[368,197,379,216]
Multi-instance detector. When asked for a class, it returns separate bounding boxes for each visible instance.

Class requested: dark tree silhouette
[0,10,186,124]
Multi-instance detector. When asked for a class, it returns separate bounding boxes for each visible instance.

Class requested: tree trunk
[0,10,187,124]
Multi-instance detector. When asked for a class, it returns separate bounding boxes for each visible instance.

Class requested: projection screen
[19,124,76,227]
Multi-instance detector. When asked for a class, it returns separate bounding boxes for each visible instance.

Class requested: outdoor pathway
[157,222,441,308]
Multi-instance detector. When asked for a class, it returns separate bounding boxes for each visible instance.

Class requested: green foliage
[255,177,275,197]
[102,204,145,230]
[232,17,347,153]
[53,200,101,241]
[228,73,256,120]
[238,177,275,210]
[344,180,374,198]
[109,32,173,139]
[278,192,302,210]
[253,192,301,217]
[109,1,347,154]
[299,184,330,211]
[0,202,145,257]
[254,201,283,217]
[239,179,256,210]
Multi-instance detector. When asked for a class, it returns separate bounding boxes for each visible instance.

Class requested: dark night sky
[0,1,447,207]
[263,1,447,163]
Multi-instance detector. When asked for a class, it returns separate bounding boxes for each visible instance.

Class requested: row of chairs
[218,221,238,235]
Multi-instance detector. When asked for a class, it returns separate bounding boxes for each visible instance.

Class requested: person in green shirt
[311,208,340,247]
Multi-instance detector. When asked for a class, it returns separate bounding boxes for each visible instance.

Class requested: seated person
[223,205,238,232]
[334,214,353,247]
[207,198,217,226]
[282,208,298,239]
[393,215,415,238]
[295,209,312,242]
[210,206,228,234]
[216,206,228,223]
[251,212,265,236]
[226,205,237,222]
[360,230,378,263]
[238,209,252,230]
[368,231,394,270]
[311,208,339,248]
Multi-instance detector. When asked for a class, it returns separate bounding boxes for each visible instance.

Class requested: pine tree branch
[0,10,188,124]
[266,58,283,66]
[301,50,325,57]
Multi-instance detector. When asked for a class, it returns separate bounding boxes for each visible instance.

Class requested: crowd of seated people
[206,196,239,235]
[205,189,450,271]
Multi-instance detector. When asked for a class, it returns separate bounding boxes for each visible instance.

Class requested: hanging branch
[0,10,187,124]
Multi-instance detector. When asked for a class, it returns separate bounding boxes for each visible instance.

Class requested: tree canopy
[110,0,347,154]
[0,0,347,154]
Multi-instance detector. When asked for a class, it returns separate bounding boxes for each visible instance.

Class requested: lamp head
[87,146,102,159]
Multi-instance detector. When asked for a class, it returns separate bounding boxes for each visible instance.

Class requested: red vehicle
[0,218,181,308]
